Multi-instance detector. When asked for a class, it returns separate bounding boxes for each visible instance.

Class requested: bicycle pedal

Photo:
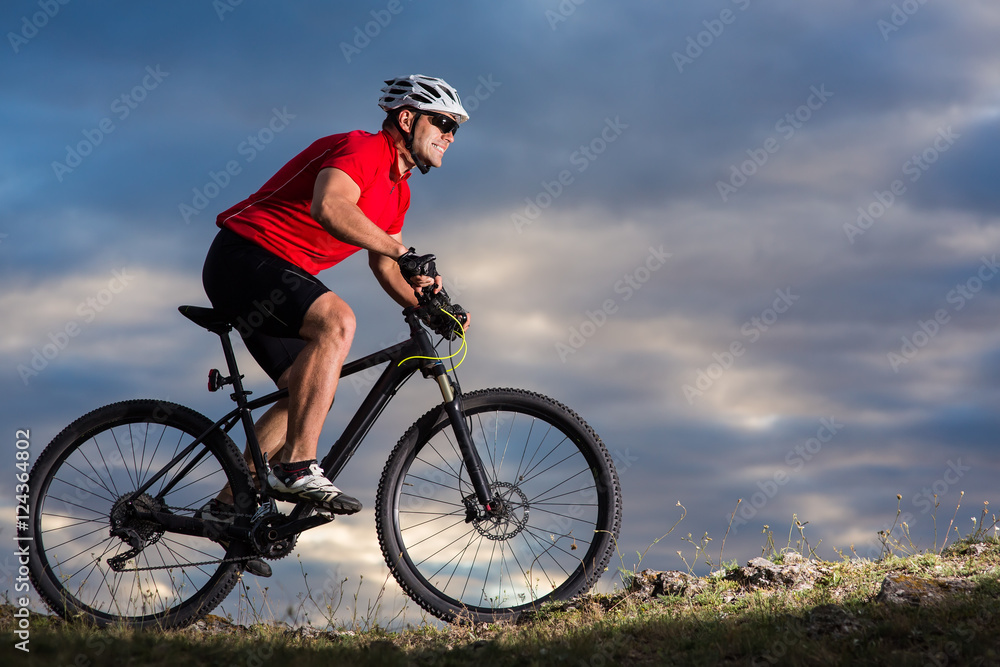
[265,488,361,515]
[264,492,334,520]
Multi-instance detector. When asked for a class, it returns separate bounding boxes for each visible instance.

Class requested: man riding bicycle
[200,75,471,545]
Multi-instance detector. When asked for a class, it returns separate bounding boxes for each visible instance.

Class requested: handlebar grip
[416,287,466,340]
[398,248,438,282]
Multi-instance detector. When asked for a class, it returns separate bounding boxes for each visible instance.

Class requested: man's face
[408,111,457,169]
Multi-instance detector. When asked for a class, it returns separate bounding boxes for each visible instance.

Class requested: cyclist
[199,75,471,546]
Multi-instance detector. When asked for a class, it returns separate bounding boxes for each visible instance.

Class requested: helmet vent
[378,74,469,124]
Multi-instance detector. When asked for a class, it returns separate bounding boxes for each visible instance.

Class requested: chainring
[250,512,299,560]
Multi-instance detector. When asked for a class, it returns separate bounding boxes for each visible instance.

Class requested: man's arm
[311,167,408,259]
[369,234,425,309]
[371,237,471,332]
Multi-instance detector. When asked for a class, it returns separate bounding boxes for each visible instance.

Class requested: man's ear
[397,108,416,133]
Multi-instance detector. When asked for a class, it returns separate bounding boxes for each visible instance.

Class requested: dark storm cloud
[2,1,999,616]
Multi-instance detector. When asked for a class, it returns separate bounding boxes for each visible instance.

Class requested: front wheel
[376,388,622,622]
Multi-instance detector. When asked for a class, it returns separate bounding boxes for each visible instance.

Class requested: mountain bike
[20,286,622,628]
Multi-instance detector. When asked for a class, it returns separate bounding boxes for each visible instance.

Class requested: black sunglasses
[424,112,459,136]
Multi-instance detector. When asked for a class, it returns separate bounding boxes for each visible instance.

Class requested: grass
[4,503,999,666]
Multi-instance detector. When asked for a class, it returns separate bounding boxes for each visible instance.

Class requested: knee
[302,297,355,345]
[329,308,356,344]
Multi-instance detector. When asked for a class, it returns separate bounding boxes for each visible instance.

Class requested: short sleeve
[321,132,380,191]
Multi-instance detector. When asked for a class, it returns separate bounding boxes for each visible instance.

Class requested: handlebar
[415,287,467,341]
[400,249,467,341]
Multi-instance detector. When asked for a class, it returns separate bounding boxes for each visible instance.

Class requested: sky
[2,0,999,627]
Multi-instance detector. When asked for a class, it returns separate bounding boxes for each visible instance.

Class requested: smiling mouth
[431,143,445,155]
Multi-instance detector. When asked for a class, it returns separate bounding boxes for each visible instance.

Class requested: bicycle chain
[106,503,263,573]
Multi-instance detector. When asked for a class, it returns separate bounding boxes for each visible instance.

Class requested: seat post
[217,329,269,487]
[216,330,250,402]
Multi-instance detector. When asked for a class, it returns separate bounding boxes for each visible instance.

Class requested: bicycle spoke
[516,419,552,483]
[79,450,118,501]
[39,513,107,527]
[518,435,572,485]
[399,509,466,532]
[45,523,110,552]
[154,426,193,498]
[157,538,215,583]
[521,525,585,561]
[413,517,474,559]
[50,476,115,507]
[138,421,169,490]
[113,427,138,490]
[440,528,481,593]
[479,540,498,607]
[473,412,500,485]
[522,528,571,579]
[41,496,107,520]
[460,530,486,601]
[503,539,531,598]
[169,465,225,498]
[61,459,116,502]
[131,424,143,490]
[428,527,480,583]
[91,433,123,498]
[421,439,465,485]
[399,492,464,508]
[405,470,462,493]
[159,535,222,565]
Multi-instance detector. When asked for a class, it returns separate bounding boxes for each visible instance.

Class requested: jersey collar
[381,129,411,183]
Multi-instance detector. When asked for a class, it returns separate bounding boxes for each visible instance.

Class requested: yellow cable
[398,308,468,368]
[442,307,468,372]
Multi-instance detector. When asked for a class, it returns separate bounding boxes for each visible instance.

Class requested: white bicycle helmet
[379,74,469,124]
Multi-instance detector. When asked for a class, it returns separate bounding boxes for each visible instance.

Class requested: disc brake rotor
[470,481,530,541]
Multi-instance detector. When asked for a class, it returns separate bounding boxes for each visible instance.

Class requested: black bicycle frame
[134,306,494,541]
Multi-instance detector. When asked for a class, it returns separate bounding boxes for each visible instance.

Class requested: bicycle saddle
[178,305,233,335]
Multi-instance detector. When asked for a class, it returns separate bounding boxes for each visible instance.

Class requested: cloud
[4,1,1000,624]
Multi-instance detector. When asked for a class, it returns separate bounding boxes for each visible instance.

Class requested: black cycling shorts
[202,227,330,383]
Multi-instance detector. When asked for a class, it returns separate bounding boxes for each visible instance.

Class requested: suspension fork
[429,364,495,510]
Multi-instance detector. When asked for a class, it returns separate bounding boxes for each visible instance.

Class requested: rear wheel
[20,400,255,628]
[376,388,622,622]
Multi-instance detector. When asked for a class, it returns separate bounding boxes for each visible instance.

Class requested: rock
[874,573,977,606]
[727,553,830,592]
[968,543,991,557]
[185,614,247,637]
[628,569,707,600]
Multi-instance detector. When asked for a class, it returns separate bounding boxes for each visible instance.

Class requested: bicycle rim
[379,389,621,621]
[26,400,252,628]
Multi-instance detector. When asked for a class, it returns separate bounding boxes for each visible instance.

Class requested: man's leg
[217,287,350,500]
[266,292,363,514]
[282,291,355,462]
[215,394,288,506]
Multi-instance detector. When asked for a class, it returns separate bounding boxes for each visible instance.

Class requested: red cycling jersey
[217,129,410,275]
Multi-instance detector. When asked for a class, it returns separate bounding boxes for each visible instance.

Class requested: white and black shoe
[267,461,362,515]
[195,499,273,578]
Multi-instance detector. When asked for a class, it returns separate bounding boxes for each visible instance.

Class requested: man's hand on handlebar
[397,248,442,295]
[397,248,471,339]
